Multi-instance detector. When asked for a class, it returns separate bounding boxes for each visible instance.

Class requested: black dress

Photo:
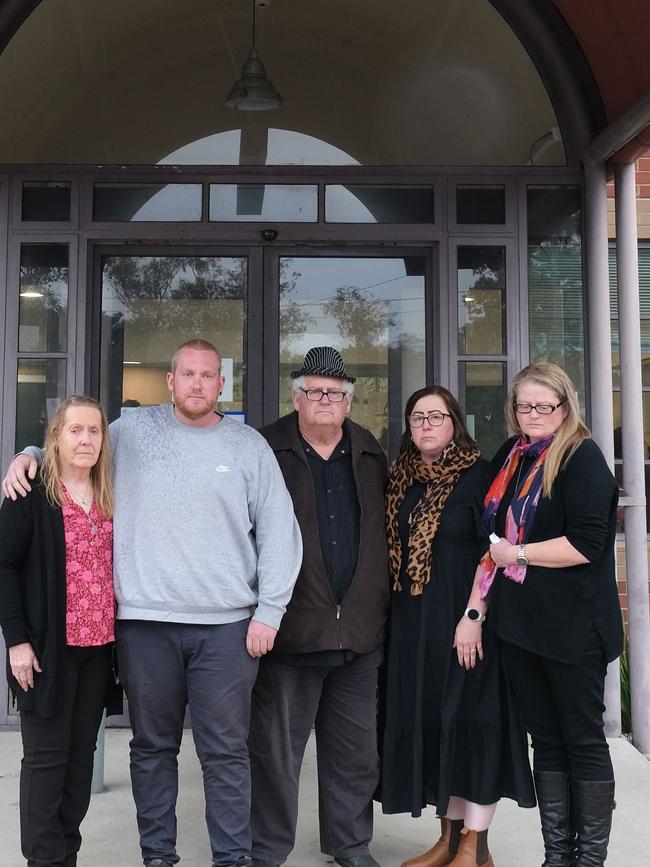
[379,459,535,817]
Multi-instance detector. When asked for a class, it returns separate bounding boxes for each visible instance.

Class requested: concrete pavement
[0,731,647,866]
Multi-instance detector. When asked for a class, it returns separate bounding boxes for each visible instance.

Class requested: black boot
[571,779,615,867]
[534,770,572,866]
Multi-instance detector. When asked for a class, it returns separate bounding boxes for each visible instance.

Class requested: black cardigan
[489,437,624,665]
[0,478,120,717]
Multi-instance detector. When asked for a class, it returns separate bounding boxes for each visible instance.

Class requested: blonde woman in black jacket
[460,363,624,867]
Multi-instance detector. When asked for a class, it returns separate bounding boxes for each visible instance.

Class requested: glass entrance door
[97,249,260,425]
[271,251,430,459]
[96,246,431,458]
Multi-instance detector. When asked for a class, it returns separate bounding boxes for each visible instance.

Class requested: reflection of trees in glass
[104,256,247,334]
[279,259,314,355]
[19,256,69,352]
[458,251,504,354]
[20,262,68,313]
[323,286,392,348]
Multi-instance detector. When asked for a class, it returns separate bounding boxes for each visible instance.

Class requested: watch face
[517,556,528,567]
[467,609,478,620]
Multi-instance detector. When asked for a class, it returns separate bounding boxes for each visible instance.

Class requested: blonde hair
[171,339,221,373]
[505,362,591,497]
[41,396,114,518]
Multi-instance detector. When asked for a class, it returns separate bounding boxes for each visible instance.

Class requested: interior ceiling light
[225,0,282,110]
[20,289,44,298]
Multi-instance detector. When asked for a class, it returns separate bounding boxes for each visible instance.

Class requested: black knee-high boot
[535,770,573,867]
[571,780,615,867]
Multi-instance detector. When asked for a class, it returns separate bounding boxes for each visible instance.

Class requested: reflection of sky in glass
[280,257,424,355]
[158,128,359,166]
[210,184,317,221]
[130,185,202,221]
[325,186,375,222]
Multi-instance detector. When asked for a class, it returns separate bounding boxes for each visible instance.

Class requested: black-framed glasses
[513,400,566,415]
[408,411,451,427]
[299,387,347,403]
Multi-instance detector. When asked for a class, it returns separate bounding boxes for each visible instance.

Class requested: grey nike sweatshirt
[27,405,302,629]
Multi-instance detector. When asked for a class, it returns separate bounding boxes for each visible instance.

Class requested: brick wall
[637,155,650,198]
[607,151,650,239]
[615,540,650,633]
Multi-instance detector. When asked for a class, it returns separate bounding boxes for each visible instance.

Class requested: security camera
[261,229,278,241]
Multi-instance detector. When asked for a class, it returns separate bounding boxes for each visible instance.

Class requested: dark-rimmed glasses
[299,387,347,403]
[408,411,451,427]
[513,400,566,415]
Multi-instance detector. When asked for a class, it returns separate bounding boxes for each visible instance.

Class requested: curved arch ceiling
[0,0,565,166]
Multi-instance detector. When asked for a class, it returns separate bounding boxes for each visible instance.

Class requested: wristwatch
[516,544,529,567]
[464,608,486,623]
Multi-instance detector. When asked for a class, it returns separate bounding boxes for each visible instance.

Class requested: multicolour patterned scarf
[477,435,554,598]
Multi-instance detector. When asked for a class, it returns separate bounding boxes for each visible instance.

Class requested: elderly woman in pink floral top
[0,394,120,867]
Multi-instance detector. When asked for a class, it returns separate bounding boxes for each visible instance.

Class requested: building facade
[0,0,649,747]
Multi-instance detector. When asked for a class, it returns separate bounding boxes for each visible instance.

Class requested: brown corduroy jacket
[260,412,390,654]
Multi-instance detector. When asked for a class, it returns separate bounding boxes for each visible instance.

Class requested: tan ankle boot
[447,828,495,867]
[401,818,463,867]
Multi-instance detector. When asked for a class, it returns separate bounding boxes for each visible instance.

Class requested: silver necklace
[61,478,93,509]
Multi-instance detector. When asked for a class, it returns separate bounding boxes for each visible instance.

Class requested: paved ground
[0,731,647,866]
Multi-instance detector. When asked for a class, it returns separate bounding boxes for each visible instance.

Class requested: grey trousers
[116,619,258,867]
[249,648,382,864]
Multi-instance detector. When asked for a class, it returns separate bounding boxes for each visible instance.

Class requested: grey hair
[291,376,354,397]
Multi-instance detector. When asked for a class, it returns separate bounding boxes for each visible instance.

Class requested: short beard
[173,396,215,420]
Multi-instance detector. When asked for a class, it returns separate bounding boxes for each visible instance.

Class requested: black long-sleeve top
[488,437,624,665]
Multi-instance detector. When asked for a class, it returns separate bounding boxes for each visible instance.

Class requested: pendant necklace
[61,478,92,507]
[61,479,97,535]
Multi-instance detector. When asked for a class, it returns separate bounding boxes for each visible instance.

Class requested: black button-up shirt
[271,431,362,667]
[300,430,360,604]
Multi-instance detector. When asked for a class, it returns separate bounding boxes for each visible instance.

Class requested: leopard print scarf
[386,440,480,596]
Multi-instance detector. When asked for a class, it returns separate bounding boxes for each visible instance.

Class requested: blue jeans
[116,619,258,867]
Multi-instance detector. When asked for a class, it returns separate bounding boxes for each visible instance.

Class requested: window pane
[527,186,585,406]
[610,321,650,389]
[609,245,650,318]
[19,244,68,352]
[209,184,317,222]
[459,361,507,459]
[100,256,247,422]
[614,463,648,534]
[279,256,426,459]
[612,390,650,460]
[325,185,434,223]
[21,181,71,221]
[456,185,505,224]
[457,246,505,355]
[93,184,202,221]
[15,358,67,451]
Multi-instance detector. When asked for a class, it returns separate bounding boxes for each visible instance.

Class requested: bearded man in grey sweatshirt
[3,338,303,867]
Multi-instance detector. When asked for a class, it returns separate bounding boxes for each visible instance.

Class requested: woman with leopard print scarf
[378,386,535,867]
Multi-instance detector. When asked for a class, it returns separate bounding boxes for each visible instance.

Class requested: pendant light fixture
[225,0,282,111]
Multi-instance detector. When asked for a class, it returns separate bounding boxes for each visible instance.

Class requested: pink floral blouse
[62,489,114,646]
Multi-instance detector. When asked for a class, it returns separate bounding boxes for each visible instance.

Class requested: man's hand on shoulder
[2,454,37,500]
[246,619,278,658]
